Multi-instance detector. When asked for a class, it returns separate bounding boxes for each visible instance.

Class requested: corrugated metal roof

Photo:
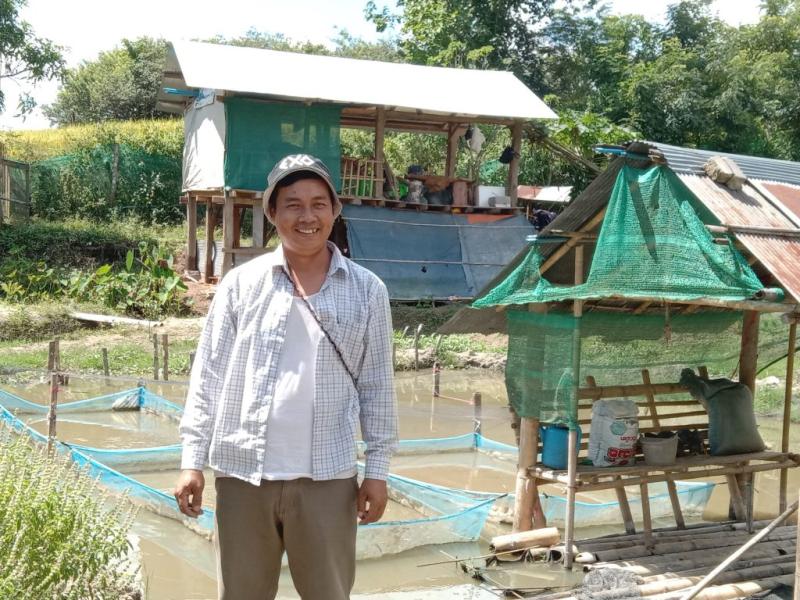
[645,140,800,187]
[759,181,800,223]
[678,175,795,229]
[159,41,557,121]
[677,174,800,302]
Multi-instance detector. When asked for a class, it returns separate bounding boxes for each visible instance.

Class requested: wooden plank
[666,473,686,529]
[579,381,690,400]
[222,247,270,256]
[615,476,636,535]
[539,209,606,276]
[780,322,797,513]
[70,312,162,327]
[187,195,198,271]
[641,370,661,428]
[252,203,265,249]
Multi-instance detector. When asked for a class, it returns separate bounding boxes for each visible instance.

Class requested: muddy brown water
[4,369,799,599]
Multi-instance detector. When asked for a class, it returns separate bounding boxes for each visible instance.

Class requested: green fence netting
[223,99,341,191]
[474,164,764,307]
[31,144,182,223]
[505,309,791,424]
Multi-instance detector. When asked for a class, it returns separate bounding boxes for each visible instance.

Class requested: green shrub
[0,426,140,599]
[68,243,190,319]
[0,241,190,319]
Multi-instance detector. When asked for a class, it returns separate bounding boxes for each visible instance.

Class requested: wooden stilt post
[187,195,198,271]
[432,362,440,397]
[54,338,61,373]
[472,392,482,435]
[152,334,160,381]
[640,479,654,549]
[513,418,538,532]
[795,488,800,600]
[161,333,169,381]
[564,244,585,569]
[375,106,386,199]
[101,348,110,384]
[47,340,56,372]
[739,311,760,394]
[203,201,215,283]
[222,192,235,276]
[47,373,58,456]
[780,322,796,513]
[413,323,423,370]
[506,120,523,204]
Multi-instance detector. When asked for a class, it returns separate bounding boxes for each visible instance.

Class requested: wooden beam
[780,322,797,513]
[222,194,235,276]
[507,120,524,203]
[445,123,460,178]
[539,209,606,276]
[375,106,386,198]
[739,311,760,394]
[203,201,216,284]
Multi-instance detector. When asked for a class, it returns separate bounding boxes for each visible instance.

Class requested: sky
[1,0,764,131]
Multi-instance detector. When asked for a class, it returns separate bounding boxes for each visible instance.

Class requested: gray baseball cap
[264,154,342,223]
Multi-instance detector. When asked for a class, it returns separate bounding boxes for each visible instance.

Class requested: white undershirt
[262,295,322,480]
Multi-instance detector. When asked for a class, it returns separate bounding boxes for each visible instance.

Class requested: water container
[641,434,679,466]
[540,424,582,470]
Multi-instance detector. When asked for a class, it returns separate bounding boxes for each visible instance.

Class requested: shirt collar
[269,241,350,278]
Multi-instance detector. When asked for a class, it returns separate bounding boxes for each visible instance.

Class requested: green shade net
[505,309,790,424]
[474,164,763,307]
[223,99,341,191]
[30,144,182,223]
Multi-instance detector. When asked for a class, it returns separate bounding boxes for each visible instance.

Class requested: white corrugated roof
[160,41,557,121]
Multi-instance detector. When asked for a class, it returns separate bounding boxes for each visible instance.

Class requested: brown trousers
[214,476,358,600]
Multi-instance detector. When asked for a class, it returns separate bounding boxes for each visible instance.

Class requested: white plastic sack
[588,399,639,467]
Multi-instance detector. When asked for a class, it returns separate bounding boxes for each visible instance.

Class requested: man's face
[270,177,335,257]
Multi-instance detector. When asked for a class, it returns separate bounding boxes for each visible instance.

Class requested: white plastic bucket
[641,435,679,466]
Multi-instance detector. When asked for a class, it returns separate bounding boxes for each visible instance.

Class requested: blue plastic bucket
[540,424,582,470]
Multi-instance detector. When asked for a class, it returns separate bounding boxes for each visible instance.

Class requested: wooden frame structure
[0,144,31,225]
[181,105,528,282]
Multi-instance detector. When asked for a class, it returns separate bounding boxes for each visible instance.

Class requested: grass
[0,425,140,599]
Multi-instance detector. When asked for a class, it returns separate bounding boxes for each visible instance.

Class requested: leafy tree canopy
[43,37,167,125]
[0,0,64,115]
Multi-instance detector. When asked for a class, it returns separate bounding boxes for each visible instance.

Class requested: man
[174,154,397,600]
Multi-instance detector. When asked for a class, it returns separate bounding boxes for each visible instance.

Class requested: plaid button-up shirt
[180,243,397,484]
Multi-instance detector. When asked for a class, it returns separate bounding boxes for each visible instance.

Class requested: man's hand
[174,469,205,518]
[357,478,388,525]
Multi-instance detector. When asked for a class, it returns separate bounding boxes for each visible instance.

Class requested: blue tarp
[342,205,534,300]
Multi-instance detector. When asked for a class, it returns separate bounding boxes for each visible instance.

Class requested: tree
[0,0,64,115]
[43,37,167,125]
[364,0,581,89]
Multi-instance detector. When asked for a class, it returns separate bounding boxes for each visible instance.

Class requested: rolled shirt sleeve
[357,280,398,480]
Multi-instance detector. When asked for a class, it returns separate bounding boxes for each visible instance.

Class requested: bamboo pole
[472,392,482,435]
[161,333,169,381]
[780,322,796,513]
[47,340,56,372]
[726,474,747,521]
[514,418,538,532]
[413,323,423,370]
[564,244,584,569]
[665,473,686,529]
[614,476,636,535]
[643,555,797,582]
[641,479,654,548]
[152,334,160,380]
[101,348,110,384]
[47,373,58,455]
[432,362,440,397]
[592,530,798,563]
[203,201,215,283]
[54,338,61,372]
[678,500,799,600]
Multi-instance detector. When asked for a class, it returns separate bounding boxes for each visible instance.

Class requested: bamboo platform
[517,520,797,599]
